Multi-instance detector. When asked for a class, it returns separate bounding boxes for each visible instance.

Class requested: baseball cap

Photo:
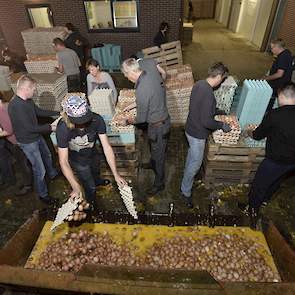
[62,94,93,124]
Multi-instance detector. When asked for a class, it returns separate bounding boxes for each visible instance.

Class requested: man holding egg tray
[56,94,127,209]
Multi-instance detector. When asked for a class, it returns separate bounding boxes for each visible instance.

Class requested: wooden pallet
[203,136,265,187]
[142,41,183,69]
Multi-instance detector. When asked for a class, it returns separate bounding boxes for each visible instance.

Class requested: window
[26,5,54,28]
[84,0,139,32]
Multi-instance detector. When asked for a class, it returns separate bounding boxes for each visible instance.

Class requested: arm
[264,69,284,81]
[99,134,127,186]
[58,147,82,197]
[157,64,167,80]
[135,86,150,124]
[56,53,64,73]
[87,74,94,97]
[252,113,273,140]
[123,101,136,112]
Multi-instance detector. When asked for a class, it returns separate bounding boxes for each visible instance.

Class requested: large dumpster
[0,210,295,294]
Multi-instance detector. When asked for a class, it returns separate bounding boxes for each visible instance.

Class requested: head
[159,22,169,33]
[86,58,101,77]
[65,23,77,34]
[0,92,10,105]
[277,83,295,106]
[207,62,229,88]
[16,74,37,99]
[53,38,65,52]
[121,58,142,83]
[270,39,285,56]
[1,47,12,62]
[62,94,92,126]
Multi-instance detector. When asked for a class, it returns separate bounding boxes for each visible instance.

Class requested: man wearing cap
[56,94,126,209]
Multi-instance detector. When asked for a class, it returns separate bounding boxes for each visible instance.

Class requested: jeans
[181,133,206,197]
[249,158,295,210]
[70,154,101,207]
[19,137,57,198]
[0,138,15,185]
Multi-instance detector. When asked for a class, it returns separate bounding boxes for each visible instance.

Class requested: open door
[228,0,242,32]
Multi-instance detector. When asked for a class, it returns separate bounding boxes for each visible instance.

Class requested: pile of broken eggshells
[27,229,280,283]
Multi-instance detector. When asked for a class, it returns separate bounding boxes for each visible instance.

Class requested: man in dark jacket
[8,75,59,204]
[264,39,293,111]
[180,62,231,208]
[240,83,295,225]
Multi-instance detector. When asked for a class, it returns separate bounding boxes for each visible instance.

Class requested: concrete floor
[0,19,295,293]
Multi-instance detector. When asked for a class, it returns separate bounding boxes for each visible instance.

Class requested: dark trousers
[249,158,295,210]
[0,138,15,185]
[6,141,32,187]
[70,154,101,207]
[67,74,81,92]
[148,118,170,188]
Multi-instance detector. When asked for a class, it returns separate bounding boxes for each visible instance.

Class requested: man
[56,94,127,209]
[264,39,293,111]
[180,62,231,208]
[53,38,81,92]
[121,58,170,195]
[0,94,32,195]
[8,75,59,204]
[239,83,295,225]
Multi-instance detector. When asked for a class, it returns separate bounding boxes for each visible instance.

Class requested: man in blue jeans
[239,83,295,225]
[180,62,231,208]
[8,75,59,204]
[56,94,126,209]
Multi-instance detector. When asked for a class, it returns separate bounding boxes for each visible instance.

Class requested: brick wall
[278,0,295,49]
[0,0,183,59]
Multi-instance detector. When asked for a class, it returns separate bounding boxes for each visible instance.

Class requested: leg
[38,137,58,179]
[249,158,295,210]
[90,153,106,186]
[6,142,32,188]
[19,141,48,198]
[0,139,15,185]
[70,161,97,208]
[181,133,206,197]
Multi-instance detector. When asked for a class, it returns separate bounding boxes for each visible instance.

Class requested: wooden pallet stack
[203,136,265,187]
[142,41,183,69]
[165,64,194,124]
[10,72,67,111]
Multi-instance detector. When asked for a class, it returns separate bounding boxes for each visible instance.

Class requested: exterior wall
[0,0,182,58]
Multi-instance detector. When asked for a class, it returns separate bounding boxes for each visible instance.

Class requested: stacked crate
[21,27,67,55]
[10,73,67,111]
[203,136,265,187]
[165,64,194,124]
[88,88,115,117]
[0,65,11,91]
[24,55,58,74]
[236,80,273,129]
[214,76,238,114]
[142,41,183,69]
[212,115,241,145]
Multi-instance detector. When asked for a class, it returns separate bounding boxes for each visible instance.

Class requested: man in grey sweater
[121,58,170,196]
[181,62,231,208]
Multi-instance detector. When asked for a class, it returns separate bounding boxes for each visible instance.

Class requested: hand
[114,174,127,187]
[69,187,82,202]
[50,123,57,132]
[221,123,231,133]
[215,108,226,116]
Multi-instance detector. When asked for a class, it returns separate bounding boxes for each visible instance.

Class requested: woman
[153,22,169,48]
[86,58,118,104]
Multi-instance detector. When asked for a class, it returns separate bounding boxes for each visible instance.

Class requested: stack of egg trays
[0,65,11,91]
[237,80,272,129]
[88,88,115,117]
[214,76,238,114]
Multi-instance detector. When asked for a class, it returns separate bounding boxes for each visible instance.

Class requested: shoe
[238,202,249,216]
[140,162,153,170]
[96,178,111,187]
[180,193,193,209]
[146,185,165,196]
[249,207,259,230]
[14,185,32,196]
[39,196,58,205]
